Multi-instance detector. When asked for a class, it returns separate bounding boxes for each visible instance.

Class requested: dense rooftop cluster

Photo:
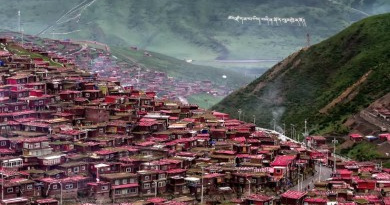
[0,37,390,205]
[6,33,229,103]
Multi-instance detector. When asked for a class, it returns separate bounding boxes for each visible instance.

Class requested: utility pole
[1,169,4,201]
[18,10,21,33]
[304,119,307,137]
[238,109,242,121]
[201,166,205,204]
[297,166,300,191]
[253,115,256,125]
[283,123,286,135]
[59,182,63,205]
[332,137,338,172]
[290,124,295,140]
[154,180,158,197]
[306,33,311,47]
[318,162,322,182]
[273,118,276,131]
[21,27,24,47]
[246,178,251,196]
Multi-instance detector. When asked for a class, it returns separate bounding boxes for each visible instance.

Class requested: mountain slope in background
[212,13,390,135]
[0,0,389,63]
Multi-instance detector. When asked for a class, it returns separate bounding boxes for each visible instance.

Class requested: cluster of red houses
[12,33,231,102]
[1,36,390,205]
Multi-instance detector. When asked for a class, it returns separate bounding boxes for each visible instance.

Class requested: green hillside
[0,0,389,63]
[212,13,390,134]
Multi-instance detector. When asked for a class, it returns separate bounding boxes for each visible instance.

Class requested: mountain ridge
[212,13,390,135]
[1,0,389,62]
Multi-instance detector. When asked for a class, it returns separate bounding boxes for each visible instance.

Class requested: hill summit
[212,13,390,135]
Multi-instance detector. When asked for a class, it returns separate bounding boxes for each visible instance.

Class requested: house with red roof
[38,176,91,200]
[0,177,36,200]
[306,136,326,148]
[349,133,363,142]
[33,198,59,205]
[100,172,139,199]
[280,190,306,205]
[354,178,376,192]
[59,90,81,101]
[245,194,273,205]
[137,170,167,197]
[271,155,296,179]
[303,197,327,205]
[86,181,110,201]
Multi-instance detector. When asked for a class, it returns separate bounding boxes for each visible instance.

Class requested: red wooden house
[270,155,296,179]
[86,181,110,200]
[280,190,306,205]
[349,133,363,142]
[306,136,326,148]
[303,197,327,205]
[137,170,167,197]
[100,172,139,199]
[59,90,81,101]
[0,178,36,199]
[354,179,376,192]
[245,194,273,205]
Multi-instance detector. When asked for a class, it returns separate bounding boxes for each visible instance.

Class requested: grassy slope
[0,0,388,62]
[212,13,390,134]
[110,47,250,89]
[187,94,224,109]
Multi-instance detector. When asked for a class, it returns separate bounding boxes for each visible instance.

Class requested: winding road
[290,164,333,191]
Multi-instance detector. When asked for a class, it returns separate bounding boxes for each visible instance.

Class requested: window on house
[115,189,121,195]
[122,179,127,184]
[144,183,150,189]
[129,178,135,183]
[81,166,85,171]
[26,184,33,190]
[0,141,6,146]
[145,176,150,180]
[68,168,72,173]
[115,180,120,185]
[52,184,58,190]
[73,167,79,172]
[15,106,18,111]
[101,186,108,190]
[65,184,73,189]
[252,179,257,183]
[239,178,244,183]
[7,188,13,193]
[158,181,165,187]
[129,188,136,193]
[85,93,90,98]
[34,143,40,148]
[99,128,104,133]
[125,168,132,173]
[159,174,165,179]
[39,100,43,105]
